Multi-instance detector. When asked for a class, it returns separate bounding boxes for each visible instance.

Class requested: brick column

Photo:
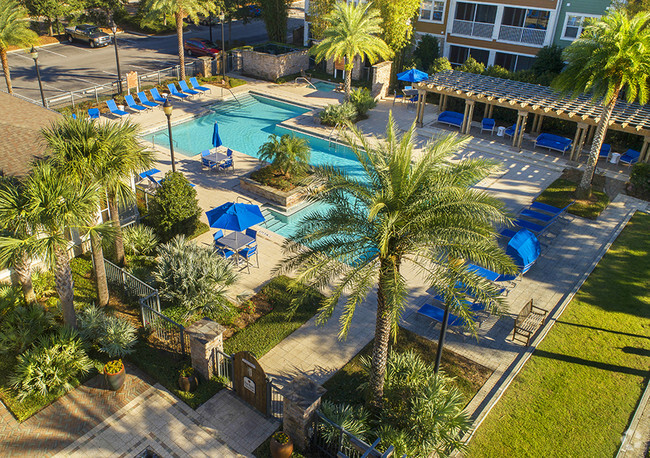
[282,376,327,451]
[185,318,225,381]
[198,56,212,78]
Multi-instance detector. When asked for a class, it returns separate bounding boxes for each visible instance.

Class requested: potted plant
[104,359,126,391]
[178,366,199,393]
[269,431,293,458]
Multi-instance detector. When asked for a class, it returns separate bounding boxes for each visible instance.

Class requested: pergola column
[641,136,650,163]
[570,123,588,161]
[415,89,426,128]
[463,100,475,134]
[532,114,544,134]
[586,124,596,147]
[441,93,448,112]
[516,111,528,148]
[487,103,494,118]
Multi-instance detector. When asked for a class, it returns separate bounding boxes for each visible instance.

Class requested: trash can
[497,126,506,137]
[610,152,621,164]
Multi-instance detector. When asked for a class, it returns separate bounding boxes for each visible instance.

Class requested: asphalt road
[6,17,302,105]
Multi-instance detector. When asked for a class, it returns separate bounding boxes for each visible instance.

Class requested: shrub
[257,133,311,179]
[629,162,650,200]
[429,57,452,74]
[0,303,55,354]
[32,269,56,300]
[458,57,485,74]
[0,285,25,313]
[77,305,138,358]
[123,224,159,257]
[319,102,357,127]
[531,45,565,76]
[155,235,237,317]
[413,35,440,72]
[148,171,201,242]
[320,400,371,444]
[482,65,511,79]
[9,327,93,401]
[349,88,377,117]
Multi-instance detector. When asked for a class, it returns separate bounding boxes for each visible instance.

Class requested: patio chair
[218,158,234,173]
[178,80,201,97]
[106,99,129,117]
[71,113,77,119]
[619,149,641,166]
[226,148,233,158]
[504,124,523,139]
[481,118,495,135]
[190,77,211,94]
[201,150,218,170]
[416,303,473,328]
[87,108,100,120]
[124,94,148,113]
[238,244,258,273]
[213,229,225,244]
[599,143,611,160]
[150,88,167,104]
[245,228,257,245]
[137,91,159,109]
[167,83,190,100]
[392,89,405,105]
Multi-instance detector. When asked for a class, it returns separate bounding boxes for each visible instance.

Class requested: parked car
[64,24,111,48]
[239,4,262,17]
[184,39,221,58]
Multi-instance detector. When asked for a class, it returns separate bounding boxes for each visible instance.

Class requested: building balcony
[498,25,547,46]
[451,19,494,39]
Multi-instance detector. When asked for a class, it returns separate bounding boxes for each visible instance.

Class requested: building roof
[0,92,61,177]
[416,71,650,137]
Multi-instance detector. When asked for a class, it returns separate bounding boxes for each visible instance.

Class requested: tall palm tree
[0,0,38,94]
[142,0,218,80]
[311,1,392,98]
[0,161,100,327]
[44,117,154,267]
[279,114,514,406]
[553,11,650,198]
[257,133,310,178]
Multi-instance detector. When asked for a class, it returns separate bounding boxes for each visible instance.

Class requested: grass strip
[536,178,609,220]
[468,212,650,456]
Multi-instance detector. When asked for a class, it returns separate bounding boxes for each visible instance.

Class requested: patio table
[217,232,255,252]
[204,149,228,167]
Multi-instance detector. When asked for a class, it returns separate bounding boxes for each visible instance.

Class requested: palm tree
[257,133,310,178]
[142,0,218,80]
[80,221,115,307]
[0,0,38,94]
[0,161,100,328]
[311,1,392,98]
[553,11,650,198]
[44,117,154,267]
[278,114,514,406]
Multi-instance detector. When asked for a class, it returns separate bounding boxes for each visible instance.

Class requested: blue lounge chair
[71,113,77,119]
[238,244,258,273]
[150,88,167,103]
[124,94,148,113]
[190,77,211,94]
[137,91,159,109]
[619,149,640,166]
[167,83,189,100]
[88,108,100,120]
[481,118,495,135]
[226,148,233,158]
[178,80,200,97]
[201,150,218,170]
[106,99,129,117]
[416,303,472,327]
[520,201,574,224]
[504,124,524,139]
[138,168,161,180]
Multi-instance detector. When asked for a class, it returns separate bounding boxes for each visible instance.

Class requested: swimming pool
[142,93,362,237]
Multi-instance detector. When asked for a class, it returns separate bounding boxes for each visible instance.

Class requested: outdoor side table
[610,152,621,164]
[497,126,506,137]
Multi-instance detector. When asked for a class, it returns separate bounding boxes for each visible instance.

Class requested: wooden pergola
[413,70,650,163]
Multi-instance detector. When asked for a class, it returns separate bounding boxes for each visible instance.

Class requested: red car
[184,39,221,58]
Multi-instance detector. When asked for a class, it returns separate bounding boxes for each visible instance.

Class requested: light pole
[209,15,213,42]
[29,46,46,107]
[111,22,123,94]
[219,13,226,82]
[163,99,176,172]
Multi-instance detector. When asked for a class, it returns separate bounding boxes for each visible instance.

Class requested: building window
[420,0,445,22]
[502,7,550,30]
[494,52,536,72]
[454,2,497,24]
[562,14,599,40]
[449,45,489,67]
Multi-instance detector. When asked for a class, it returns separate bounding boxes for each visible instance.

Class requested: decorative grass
[468,212,650,456]
[536,178,609,220]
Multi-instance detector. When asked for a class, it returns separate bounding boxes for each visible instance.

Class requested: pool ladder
[151,133,178,148]
[328,123,344,148]
[295,77,316,90]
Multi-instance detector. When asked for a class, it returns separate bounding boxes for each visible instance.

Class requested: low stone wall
[241,48,309,81]
[239,176,310,209]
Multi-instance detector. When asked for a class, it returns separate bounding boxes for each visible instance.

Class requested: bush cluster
[123,224,159,257]
[147,171,201,242]
[0,303,55,355]
[628,163,650,200]
[319,102,358,127]
[77,305,138,358]
[348,88,377,117]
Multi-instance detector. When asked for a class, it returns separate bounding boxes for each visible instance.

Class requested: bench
[512,299,547,345]
[534,133,572,154]
[437,111,464,129]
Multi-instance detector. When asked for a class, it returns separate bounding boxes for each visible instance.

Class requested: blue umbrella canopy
[396,69,429,83]
[212,122,222,148]
[206,202,265,231]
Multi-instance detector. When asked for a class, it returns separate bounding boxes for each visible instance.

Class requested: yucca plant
[319,400,371,446]
[123,224,159,257]
[77,305,137,358]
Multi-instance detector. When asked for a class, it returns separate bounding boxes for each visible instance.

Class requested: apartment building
[415,0,612,71]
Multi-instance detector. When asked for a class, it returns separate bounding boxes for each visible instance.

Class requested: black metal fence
[104,258,160,310]
[266,377,283,420]
[140,298,190,356]
[211,348,234,387]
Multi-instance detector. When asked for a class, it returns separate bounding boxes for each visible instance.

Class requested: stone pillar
[464,100,475,134]
[198,56,212,78]
[370,61,392,101]
[185,318,225,381]
[282,376,327,451]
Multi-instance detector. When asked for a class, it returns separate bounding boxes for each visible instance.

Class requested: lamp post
[163,99,176,172]
[29,46,46,107]
[209,15,213,42]
[111,22,123,94]
[219,13,226,81]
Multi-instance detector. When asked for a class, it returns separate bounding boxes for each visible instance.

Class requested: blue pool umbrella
[212,122,222,148]
[206,202,265,232]
[396,69,429,83]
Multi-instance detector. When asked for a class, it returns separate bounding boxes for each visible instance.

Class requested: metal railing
[266,376,283,420]
[451,19,494,39]
[104,258,160,310]
[295,76,317,89]
[140,298,189,355]
[212,348,234,387]
[498,25,547,46]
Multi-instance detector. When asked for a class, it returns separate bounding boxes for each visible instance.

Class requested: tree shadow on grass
[533,349,649,378]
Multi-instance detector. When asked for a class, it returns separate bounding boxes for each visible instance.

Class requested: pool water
[142,94,363,238]
[312,81,338,92]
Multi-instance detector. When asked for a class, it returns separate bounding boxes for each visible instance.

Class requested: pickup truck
[65,25,112,48]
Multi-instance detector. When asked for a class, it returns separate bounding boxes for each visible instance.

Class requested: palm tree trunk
[344,57,353,101]
[15,251,36,304]
[1,48,13,94]
[54,247,76,328]
[368,267,392,409]
[108,195,125,266]
[90,231,109,307]
[176,10,186,81]
[577,88,619,199]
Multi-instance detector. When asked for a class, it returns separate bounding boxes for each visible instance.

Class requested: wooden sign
[233,351,267,415]
[126,71,138,93]
[334,58,345,70]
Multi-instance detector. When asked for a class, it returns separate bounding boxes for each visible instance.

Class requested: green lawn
[324,327,493,406]
[536,178,609,220]
[468,212,650,456]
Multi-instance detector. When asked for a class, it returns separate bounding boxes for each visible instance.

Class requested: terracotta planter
[104,364,126,391]
[178,374,199,393]
[270,436,293,458]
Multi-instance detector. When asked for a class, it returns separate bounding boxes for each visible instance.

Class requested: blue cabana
[506,229,540,274]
